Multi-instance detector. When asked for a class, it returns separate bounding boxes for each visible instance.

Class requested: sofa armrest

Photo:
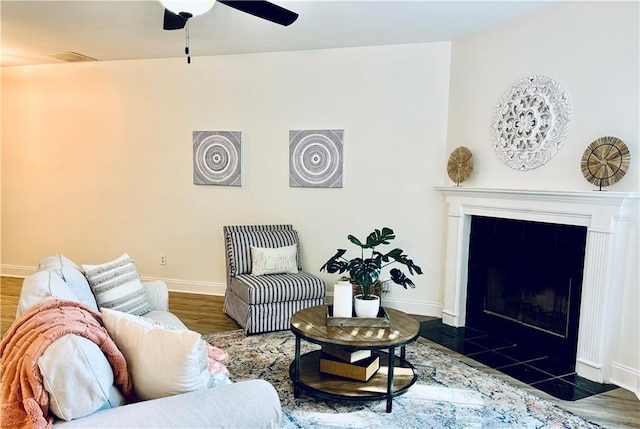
[142,281,169,311]
[53,380,282,428]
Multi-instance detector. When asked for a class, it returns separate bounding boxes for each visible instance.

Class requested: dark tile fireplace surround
[433,187,638,401]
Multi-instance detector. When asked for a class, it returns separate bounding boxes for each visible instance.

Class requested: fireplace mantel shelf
[435,186,639,205]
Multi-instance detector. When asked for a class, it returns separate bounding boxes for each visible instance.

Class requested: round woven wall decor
[447,146,473,186]
[581,136,630,190]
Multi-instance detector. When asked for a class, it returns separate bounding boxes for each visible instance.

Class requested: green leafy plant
[320,227,423,300]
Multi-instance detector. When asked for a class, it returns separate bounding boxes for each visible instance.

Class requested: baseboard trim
[0,264,227,297]
[0,264,36,278]
[441,310,460,327]
[576,358,605,383]
[140,276,226,296]
[610,361,640,400]
[382,298,442,317]
[327,293,442,317]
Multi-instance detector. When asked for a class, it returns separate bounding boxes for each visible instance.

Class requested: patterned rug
[202,330,600,429]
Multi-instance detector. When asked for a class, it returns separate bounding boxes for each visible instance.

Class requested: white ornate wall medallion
[289,129,343,188]
[491,75,571,171]
[193,131,242,186]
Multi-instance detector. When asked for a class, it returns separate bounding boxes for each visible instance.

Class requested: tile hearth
[419,319,618,401]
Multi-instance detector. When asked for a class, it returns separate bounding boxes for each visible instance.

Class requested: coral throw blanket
[0,300,135,429]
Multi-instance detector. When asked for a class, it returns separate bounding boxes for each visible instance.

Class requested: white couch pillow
[38,334,122,421]
[101,308,229,401]
[97,385,126,412]
[16,271,80,318]
[38,254,83,272]
[82,253,152,316]
[250,244,299,275]
[38,254,98,310]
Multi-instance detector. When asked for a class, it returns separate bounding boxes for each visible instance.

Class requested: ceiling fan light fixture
[159,0,216,17]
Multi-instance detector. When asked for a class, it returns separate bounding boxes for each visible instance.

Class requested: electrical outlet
[160,254,167,265]
[382,280,391,293]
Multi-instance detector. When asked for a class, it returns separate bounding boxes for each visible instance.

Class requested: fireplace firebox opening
[465,216,587,367]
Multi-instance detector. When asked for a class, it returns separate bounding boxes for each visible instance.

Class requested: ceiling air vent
[48,52,97,63]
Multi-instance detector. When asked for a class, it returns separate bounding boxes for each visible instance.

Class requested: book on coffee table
[319,352,380,382]
[321,347,371,363]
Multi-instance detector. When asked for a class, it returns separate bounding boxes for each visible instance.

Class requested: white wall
[446,1,639,394]
[1,42,452,315]
[447,1,639,192]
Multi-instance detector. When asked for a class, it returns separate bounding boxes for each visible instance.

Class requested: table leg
[401,345,406,362]
[294,335,301,398]
[386,346,395,413]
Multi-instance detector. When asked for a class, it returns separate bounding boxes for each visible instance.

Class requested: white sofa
[11,254,282,428]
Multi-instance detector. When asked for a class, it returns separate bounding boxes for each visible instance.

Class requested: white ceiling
[0,0,561,67]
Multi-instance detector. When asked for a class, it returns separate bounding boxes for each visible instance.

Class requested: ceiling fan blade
[218,1,298,26]
[163,8,189,30]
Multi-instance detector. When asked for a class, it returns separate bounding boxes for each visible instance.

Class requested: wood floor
[1,276,638,427]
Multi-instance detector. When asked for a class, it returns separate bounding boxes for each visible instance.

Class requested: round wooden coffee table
[289,305,419,412]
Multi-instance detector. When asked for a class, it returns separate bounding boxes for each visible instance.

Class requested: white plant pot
[354,294,380,318]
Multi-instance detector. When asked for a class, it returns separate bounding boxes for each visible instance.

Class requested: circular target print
[193,131,241,186]
[290,130,343,188]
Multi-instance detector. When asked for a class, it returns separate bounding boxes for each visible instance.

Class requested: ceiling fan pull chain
[185,22,191,64]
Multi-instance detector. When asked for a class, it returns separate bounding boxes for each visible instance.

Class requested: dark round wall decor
[581,136,630,190]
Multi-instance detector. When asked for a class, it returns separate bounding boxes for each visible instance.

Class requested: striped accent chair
[223,225,326,334]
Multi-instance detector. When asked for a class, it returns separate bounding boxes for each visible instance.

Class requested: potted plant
[320,227,423,317]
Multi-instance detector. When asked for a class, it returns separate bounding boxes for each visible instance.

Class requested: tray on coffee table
[326,305,391,327]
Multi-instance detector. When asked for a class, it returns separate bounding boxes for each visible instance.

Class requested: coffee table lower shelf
[289,350,417,407]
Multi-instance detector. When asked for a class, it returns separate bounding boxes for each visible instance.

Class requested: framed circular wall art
[581,136,630,191]
[491,75,572,171]
[193,131,242,186]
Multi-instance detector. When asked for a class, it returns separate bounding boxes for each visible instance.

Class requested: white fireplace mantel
[435,186,639,384]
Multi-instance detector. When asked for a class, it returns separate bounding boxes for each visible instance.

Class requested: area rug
[202,330,600,429]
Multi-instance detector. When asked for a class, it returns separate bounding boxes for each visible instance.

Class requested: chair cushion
[224,289,324,334]
[230,271,325,305]
[225,226,301,276]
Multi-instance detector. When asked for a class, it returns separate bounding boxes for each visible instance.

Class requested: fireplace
[465,215,587,366]
[436,187,638,384]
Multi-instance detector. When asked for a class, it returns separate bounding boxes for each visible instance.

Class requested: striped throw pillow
[82,254,152,316]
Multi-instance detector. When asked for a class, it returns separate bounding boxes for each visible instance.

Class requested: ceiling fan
[160,0,298,63]
[161,0,299,31]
